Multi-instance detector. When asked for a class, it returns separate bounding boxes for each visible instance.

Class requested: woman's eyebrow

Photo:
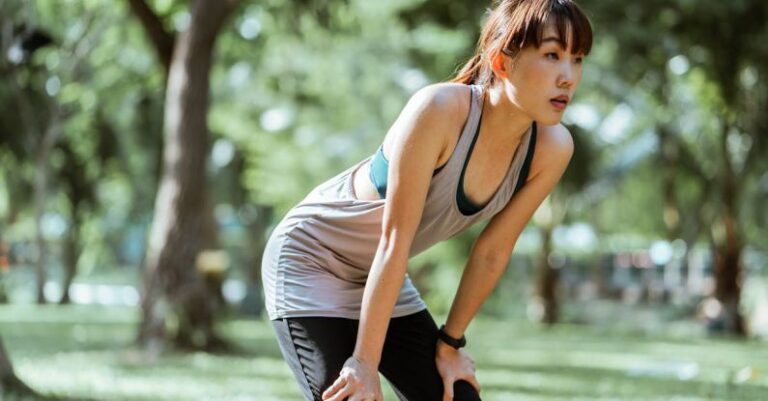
[541,36,565,47]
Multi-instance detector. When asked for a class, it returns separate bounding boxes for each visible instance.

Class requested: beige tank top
[262,84,537,319]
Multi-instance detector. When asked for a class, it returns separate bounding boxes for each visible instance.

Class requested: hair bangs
[549,0,592,55]
[506,0,592,56]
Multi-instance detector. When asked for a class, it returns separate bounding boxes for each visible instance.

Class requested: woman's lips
[550,95,569,111]
[550,99,567,110]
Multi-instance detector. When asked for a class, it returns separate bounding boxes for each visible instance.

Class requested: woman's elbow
[378,227,413,261]
[473,250,510,274]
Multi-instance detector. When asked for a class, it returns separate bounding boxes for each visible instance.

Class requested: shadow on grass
[1,391,103,401]
[480,363,767,400]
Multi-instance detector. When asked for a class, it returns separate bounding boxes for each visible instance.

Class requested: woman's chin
[537,115,563,126]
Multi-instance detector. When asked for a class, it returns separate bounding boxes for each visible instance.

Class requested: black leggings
[272,309,482,401]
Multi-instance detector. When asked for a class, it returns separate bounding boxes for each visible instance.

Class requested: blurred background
[0,0,767,400]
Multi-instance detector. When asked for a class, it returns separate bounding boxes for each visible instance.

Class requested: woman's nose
[557,64,574,88]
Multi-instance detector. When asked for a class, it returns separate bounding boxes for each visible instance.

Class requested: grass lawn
[0,304,766,400]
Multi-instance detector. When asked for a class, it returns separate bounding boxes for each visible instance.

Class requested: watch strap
[437,325,466,349]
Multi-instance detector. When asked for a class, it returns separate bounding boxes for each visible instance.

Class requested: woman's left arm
[436,124,575,398]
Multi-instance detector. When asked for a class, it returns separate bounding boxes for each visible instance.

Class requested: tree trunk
[59,210,81,305]
[536,225,558,325]
[0,336,38,397]
[240,204,272,317]
[0,231,9,304]
[33,114,62,305]
[138,0,239,353]
[658,125,681,239]
[713,183,746,335]
[711,122,746,335]
[34,151,48,304]
[229,153,272,317]
[712,233,745,335]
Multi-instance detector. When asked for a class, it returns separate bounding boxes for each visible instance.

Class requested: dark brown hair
[451,0,593,87]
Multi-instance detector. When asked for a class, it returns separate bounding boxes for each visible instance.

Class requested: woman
[262,0,592,400]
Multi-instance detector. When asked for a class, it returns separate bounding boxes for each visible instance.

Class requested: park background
[0,0,767,400]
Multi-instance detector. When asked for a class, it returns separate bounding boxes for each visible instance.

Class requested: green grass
[0,305,766,400]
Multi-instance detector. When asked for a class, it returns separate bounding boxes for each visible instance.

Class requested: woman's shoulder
[536,124,574,153]
[531,123,575,172]
[381,83,473,167]
[413,82,472,99]
[407,83,472,121]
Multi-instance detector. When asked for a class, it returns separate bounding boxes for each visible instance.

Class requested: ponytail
[451,53,484,85]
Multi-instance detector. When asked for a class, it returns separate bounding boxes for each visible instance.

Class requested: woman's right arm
[322,84,467,401]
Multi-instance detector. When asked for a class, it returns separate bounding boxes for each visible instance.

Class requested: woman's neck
[482,84,533,146]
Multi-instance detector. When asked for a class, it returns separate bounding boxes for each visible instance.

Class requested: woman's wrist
[437,325,467,350]
[436,339,460,356]
[352,350,380,367]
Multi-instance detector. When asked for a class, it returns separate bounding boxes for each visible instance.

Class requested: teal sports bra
[368,122,537,215]
[368,145,446,196]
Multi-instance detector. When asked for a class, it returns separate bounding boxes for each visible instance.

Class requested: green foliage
[211,0,449,214]
[0,0,167,275]
[0,0,766,329]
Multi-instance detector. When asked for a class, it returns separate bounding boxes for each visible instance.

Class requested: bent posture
[262,1,593,400]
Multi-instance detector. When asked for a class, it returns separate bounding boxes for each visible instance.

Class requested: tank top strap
[458,84,485,157]
[441,84,485,177]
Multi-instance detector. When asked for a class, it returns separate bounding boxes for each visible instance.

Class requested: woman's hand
[435,341,481,401]
[322,356,383,401]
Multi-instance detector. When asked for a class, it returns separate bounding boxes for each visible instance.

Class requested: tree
[581,0,768,335]
[531,126,598,324]
[130,0,241,352]
[0,19,60,305]
[56,141,97,304]
[0,336,39,398]
[0,2,101,305]
[675,0,768,335]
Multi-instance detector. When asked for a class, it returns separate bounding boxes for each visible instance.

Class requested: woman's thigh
[272,316,357,401]
[379,310,481,401]
[272,310,481,401]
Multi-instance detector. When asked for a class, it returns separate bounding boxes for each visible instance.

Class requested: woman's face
[500,23,584,125]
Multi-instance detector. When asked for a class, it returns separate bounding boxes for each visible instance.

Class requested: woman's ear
[490,51,509,79]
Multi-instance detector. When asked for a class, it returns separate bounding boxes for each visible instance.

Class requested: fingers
[460,352,480,393]
[349,394,379,401]
[442,377,454,401]
[324,382,353,401]
[321,376,347,401]
[322,368,382,401]
[325,383,380,401]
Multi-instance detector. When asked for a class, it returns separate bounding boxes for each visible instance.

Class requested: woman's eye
[574,56,584,64]
[546,52,559,60]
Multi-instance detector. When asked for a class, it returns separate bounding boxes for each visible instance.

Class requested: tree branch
[188,0,241,41]
[126,0,175,73]
[670,133,709,182]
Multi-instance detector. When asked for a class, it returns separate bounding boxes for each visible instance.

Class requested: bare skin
[324,20,583,401]
[351,83,522,207]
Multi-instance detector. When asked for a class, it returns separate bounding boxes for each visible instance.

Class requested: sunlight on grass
[1,305,766,400]
[17,350,302,400]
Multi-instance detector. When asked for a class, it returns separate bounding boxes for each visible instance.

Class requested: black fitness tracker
[437,325,466,349]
